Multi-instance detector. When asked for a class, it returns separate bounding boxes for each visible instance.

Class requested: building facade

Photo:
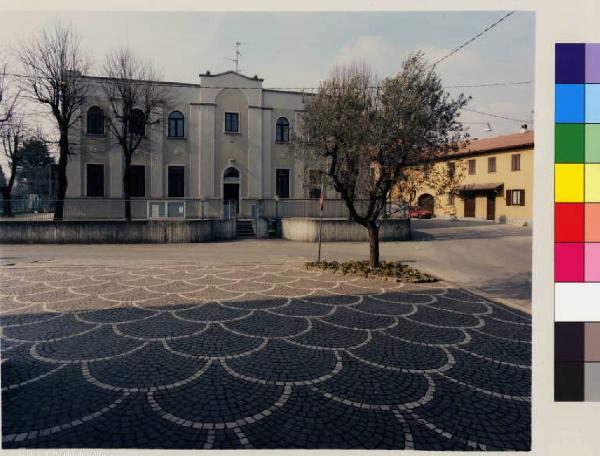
[412,131,534,225]
[65,71,326,218]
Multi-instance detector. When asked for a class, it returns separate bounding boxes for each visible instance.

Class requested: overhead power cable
[429,11,516,68]
[462,107,528,123]
[0,72,532,91]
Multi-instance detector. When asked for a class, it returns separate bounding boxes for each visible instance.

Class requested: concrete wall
[0,220,236,244]
[281,218,411,242]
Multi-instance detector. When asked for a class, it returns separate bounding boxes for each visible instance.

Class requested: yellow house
[410,130,534,225]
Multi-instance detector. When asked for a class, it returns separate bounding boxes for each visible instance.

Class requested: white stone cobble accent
[146,384,292,430]
[219,351,343,386]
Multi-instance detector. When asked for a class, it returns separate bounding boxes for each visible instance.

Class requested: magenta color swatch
[586,44,600,83]
[555,243,585,282]
[585,243,600,281]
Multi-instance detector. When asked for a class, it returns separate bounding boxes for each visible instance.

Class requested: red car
[409,209,434,219]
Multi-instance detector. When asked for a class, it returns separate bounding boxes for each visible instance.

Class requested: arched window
[87,106,104,135]
[168,111,184,138]
[276,117,289,143]
[223,167,240,181]
[129,109,146,136]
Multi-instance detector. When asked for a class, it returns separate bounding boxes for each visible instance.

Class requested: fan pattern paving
[0,261,531,450]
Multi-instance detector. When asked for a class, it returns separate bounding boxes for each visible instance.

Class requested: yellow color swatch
[555,164,584,202]
[586,164,600,202]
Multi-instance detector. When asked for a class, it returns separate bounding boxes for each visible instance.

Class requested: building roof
[199,70,264,82]
[451,130,534,158]
[84,74,201,88]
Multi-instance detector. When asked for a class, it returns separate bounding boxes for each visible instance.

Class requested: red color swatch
[556,203,585,242]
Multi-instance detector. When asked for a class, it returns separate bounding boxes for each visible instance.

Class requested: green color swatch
[556,123,585,163]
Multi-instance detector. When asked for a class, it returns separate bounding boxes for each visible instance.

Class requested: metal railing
[0,197,408,222]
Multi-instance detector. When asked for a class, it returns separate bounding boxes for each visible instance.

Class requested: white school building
[65,71,331,219]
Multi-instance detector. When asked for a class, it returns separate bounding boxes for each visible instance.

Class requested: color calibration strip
[555,43,600,401]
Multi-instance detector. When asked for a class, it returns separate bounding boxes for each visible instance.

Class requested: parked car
[409,208,434,219]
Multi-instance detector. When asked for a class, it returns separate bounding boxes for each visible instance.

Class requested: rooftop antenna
[225,41,248,73]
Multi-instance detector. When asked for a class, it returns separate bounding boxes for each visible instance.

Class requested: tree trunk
[123,156,132,221]
[1,188,13,217]
[53,129,69,221]
[367,223,380,268]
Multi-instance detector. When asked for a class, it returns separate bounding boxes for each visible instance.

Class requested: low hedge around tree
[306,260,438,283]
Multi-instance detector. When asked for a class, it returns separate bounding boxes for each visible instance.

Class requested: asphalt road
[0,219,532,311]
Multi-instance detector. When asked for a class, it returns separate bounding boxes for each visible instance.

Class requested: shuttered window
[468,159,476,175]
[511,154,521,171]
[505,189,525,206]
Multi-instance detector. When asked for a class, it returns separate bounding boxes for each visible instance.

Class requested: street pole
[317,182,324,263]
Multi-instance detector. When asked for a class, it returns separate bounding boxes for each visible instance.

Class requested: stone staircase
[236,219,255,239]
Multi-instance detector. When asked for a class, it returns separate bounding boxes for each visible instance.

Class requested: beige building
[65,71,331,219]
[412,131,534,225]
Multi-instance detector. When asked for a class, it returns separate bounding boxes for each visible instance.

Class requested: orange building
[413,130,534,225]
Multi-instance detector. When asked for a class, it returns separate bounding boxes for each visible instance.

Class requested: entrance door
[417,193,435,213]
[223,167,240,215]
[486,193,496,221]
[223,183,239,214]
[464,194,476,218]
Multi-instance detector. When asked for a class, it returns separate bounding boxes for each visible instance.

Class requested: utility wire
[429,10,516,68]
[3,71,531,123]
[0,71,532,90]
[462,107,528,123]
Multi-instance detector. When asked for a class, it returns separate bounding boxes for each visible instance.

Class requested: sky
[0,10,535,143]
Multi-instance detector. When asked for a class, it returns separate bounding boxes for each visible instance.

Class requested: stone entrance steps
[236,219,255,239]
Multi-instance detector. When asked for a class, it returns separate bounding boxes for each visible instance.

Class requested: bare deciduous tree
[0,115,25,216]
[18,23,90,220]
[100,48,167,220]
[293,53,469,267]
[0,51,19,126]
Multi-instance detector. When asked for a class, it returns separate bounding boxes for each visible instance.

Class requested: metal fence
[0,198,408,222]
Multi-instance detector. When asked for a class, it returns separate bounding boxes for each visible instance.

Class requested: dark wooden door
[464,194,475,218]
[224,183,239,214]
[486,193,496,221]
[276,169,290,198]
[417,194,435,213]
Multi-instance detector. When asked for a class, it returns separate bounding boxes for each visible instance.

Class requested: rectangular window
[488,157,497,173]
[86,164,104,197]
[276,169,290,198]
[468,159,476,175]
[506,189,526,206]
[511,154,521,171]
[168,166,185,197]
[308,169,321,199]
[224,112,239,133]
[448,193,455,205]
[447,162,455,178]
[129,165,145,197]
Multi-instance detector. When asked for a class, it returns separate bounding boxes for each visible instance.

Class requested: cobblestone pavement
[1,260,531,450]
